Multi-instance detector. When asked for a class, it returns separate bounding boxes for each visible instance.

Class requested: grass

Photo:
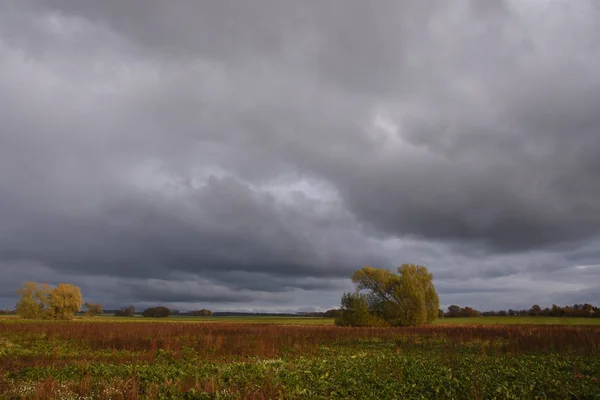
[1,318,600,399]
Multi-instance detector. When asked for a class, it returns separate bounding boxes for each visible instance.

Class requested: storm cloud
[1,0,599,311]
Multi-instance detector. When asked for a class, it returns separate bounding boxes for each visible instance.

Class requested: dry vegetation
[1,321,600,399]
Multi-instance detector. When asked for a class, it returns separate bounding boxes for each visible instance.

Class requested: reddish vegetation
[1,322,600,399]
[2,322,599,361]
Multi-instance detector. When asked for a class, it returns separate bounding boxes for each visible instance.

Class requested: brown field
[1,322,600,399]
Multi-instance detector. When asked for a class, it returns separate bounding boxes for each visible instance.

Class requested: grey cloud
[1,0,600,310]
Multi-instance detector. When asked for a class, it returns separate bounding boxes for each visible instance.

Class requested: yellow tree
[16,282,84,320]
[15,282,43,319]
[337,264,439,327]
[47,284,83,320]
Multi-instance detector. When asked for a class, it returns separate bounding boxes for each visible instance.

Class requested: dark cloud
[1,0,599,310]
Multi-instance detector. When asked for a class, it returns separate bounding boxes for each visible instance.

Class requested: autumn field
[1,319,600,399]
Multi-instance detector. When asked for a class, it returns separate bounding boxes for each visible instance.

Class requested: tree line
[110,305,213,317]
[9,275,598,322]
[442,304,600,318]
[10,282,213,320]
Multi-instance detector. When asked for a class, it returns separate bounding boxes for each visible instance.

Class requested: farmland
[1,319,600,399]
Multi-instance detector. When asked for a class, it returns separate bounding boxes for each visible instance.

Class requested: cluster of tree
[294,309,342,318]
[114,305,136,317]
[84,302,103,317]
[15,282,83,320]
[142,306,171,318]
[441,304,600,318]
[335,264,439,327]
[481,304,599,318]
[444,305,482,318]
[0,309,15,315]
[211,312,298,317]
[191,309,213,316]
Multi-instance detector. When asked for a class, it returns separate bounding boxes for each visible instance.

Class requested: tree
[16,282,44,319]
[16,282,82,320]
[84,302,103,317]
[447,305,462,318]
[143,306,170,318]
[529,304,542,316]
[46,284,83,320]
[335,293,386,327]
[462,306,481,317]
[191,309,213,316]
[335,264,439,327]
[115,305,136,317]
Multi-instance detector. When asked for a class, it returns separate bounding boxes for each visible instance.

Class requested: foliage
[335,293,386,327]
[84,302,103,317]
[446,305,482,318]
[15,282,44,319]
[115,305,136,317]
[143,307,171,318]
[337,264,439,327]
[15,282,82,320]
[323,309,341,318]
[192,309,213,316]
[450,303,600,318]
[46,284,83,320]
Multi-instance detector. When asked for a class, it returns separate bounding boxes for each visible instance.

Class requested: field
[1,318,600,399]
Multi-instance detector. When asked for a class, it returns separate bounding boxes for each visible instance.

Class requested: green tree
[324,309,341,318]
[529,304,542,316]
[191,309,213,316]
[447,305,461,317]
[336,264,439,327]
[335,293,386,327]
[143,306,171,318]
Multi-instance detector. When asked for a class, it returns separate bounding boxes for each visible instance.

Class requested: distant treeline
[7,304,598,319]
[442,304,600,318]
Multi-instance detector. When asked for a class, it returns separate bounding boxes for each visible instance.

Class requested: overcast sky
[1,0,599,312]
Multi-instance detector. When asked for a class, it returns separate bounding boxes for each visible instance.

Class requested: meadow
[1,317,600,399]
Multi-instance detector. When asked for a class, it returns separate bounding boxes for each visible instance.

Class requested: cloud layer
[1,0,599,311]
